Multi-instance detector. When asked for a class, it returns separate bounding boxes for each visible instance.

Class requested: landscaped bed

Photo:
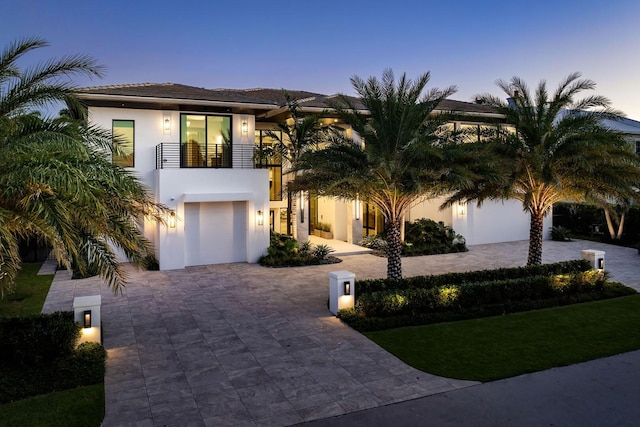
[338,260,636,332]
[259,231,342,267]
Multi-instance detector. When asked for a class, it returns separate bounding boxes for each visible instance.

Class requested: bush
[338,263,636,332]
[403,219,468,256]
[551,226,571,241]
[0,311,79,367]
[355,259,592,296]
[0,314,107,403]
[259,231,341,267]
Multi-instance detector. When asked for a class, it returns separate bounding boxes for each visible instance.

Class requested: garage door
[184,201,247,266]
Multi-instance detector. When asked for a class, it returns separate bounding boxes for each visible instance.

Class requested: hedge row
[355,259,592,296]
[0,311,79,367]
[0,311,107,403]
[338,283,634,332]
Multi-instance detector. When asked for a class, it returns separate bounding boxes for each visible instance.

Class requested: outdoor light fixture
[164,117,171,131]
[598,258,604,270]
[256,210,264,226]
[355,196,361,220]
[241,121,248,134]
[457,202,466,217]
[168,211,176,228]
[83,310,91,329]
[343,281,351,296]
[300,193,305,223]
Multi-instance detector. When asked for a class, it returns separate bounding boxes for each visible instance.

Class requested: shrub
[259,231,341,267]
[403,219,468,256]
[0,314,107,403]
[338,262,636,332]
[550,226,571,241]
[359,235,388,254]
[0,311,79,367]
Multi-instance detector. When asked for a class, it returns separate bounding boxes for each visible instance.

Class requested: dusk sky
[4,0,640,117]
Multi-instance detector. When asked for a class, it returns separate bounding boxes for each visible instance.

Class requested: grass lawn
[366,294,640,382]
[0,262,54,318]
[0,384,104,427]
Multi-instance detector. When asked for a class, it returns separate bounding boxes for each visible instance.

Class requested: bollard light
[83,310,92,329]
[598,258,604,270]
[343,281,350,296]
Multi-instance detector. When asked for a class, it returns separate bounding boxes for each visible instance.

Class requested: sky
[3,0,640,117]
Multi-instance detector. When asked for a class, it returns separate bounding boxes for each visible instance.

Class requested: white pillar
[329,270,355,315]
[581,249,605,271]
[73,295,102,345]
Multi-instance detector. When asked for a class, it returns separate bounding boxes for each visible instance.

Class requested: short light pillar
[581,249,605,271]
[73,295,102,345]
[329,270,355,315]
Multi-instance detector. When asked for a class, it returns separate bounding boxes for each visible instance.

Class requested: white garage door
[184,201,247,266]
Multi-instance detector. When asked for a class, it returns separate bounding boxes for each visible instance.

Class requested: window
[635,140,640,155]
[112,120,134,167]
[255,130,283,201]
[180,114,231,167]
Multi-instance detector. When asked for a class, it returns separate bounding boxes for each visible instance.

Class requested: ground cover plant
[338,260,635,332]
[259,231,341,267]
[366,295,640,381]
[0,263,53,318]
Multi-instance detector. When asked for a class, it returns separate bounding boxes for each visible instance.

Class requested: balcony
[156,143,260,169]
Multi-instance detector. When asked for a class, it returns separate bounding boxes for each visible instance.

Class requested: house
[76,83,548,270]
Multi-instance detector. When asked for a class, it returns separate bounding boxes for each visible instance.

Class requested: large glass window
[112,120,134,167]
[255,130,283,201]
[180,114,231,167]
[363,202,384,236]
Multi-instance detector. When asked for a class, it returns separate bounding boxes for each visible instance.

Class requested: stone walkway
[41,239,640,426]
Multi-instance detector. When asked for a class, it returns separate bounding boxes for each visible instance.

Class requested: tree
[456,73,640,265]
[290,69,469,280]
[262,91,328,239]
[0,37,165,295]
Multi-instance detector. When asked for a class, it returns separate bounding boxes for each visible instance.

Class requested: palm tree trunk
[386,219,403,280]
[603,208,616,239]
[616,211,626,240]
[527,212,544,266]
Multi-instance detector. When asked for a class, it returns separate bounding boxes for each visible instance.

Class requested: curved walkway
[41,240,640,426]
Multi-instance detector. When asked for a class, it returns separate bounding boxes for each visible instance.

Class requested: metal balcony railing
[156,143,261,169]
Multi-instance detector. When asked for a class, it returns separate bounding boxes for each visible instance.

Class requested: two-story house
[77,83,547,270]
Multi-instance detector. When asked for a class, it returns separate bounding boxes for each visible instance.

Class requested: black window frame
[112,119,135,168]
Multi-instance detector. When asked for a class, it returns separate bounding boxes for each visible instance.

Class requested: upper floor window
[635,140,640,155]
[255,130,283,201]
[112,120,134,167]
[180,114,231,168]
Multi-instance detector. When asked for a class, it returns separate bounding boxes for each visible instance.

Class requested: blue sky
[4,0,640,117]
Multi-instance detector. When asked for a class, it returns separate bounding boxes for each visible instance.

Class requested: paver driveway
[42,239,640,426]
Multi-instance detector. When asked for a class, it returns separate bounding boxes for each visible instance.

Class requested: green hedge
[0,311,79,367]
[355,259,592,296]
[339,260,637,332]
[0,312,107,403]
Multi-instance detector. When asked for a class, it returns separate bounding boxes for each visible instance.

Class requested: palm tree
[262,91,327,239]
[290,69,467,280]
[0,37,165,295]
[455,73,640,265]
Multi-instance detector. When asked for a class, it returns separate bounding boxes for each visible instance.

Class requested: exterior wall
[88,106,268,270]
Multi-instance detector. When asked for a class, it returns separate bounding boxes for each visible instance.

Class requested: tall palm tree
[263,91,327,239]
[454,73,640,265]
[291,69,467,280]
[0,37,165,295]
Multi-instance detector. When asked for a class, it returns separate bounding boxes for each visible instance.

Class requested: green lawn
[0,262,54,318]
[0,261,105,426]
[366,294,640,382]
[0,384,104,427]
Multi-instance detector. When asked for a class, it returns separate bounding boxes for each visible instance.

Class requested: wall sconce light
[343,281,351,296]
[598,258,604,270]
[300,193,305,223]
[355,195,361,220]
[256,210,264,226]
[164,118,171,131]
[241,121,248,134]
[83,310,92,329]
[168,211,176,228]
[457,202,466,217]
